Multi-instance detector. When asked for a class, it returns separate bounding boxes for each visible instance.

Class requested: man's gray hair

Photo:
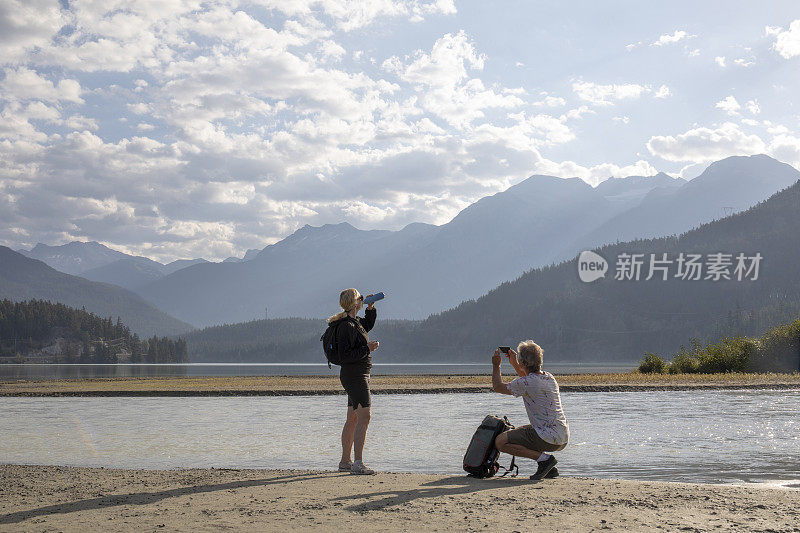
[517,340,543,372]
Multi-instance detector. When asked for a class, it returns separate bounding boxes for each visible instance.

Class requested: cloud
[1,1,794,262]
[767,133,800,168]
[397,30,486,87]
[715,56,726,67]
[1,67,83,103]
[532,95,566,107]
[647,122,766,162]
[654,85,671,99]
[744,99,760,115]
[571,81,652,106]
[652,30,689,46]
[384,31,524,126]
[0,8,554,261]
[715,95,741,115]
[260,0,456,31]
[0,0,65,62]
[773,20,800,59]
[536,159,658,187]
[318,40,346,62]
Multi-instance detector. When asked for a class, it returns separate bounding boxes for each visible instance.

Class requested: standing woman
[330,288,380,475]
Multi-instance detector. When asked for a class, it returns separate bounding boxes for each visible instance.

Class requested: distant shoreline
[3,384,800,397]
[2,373,799,396]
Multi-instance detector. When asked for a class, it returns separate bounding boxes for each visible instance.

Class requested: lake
[1,390,797,486]
[0,362,634,380]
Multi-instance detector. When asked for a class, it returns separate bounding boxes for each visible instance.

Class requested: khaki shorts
[505,424,566,452]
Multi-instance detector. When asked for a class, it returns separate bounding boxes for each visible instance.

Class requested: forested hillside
[0,247,193,337]
[410,177,800,362]
[0,299,188,363]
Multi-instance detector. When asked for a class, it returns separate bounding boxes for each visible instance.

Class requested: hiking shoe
[338,461,353,472]
[545,466,559,479]
[530,456,558,480]
[351,461,376,475]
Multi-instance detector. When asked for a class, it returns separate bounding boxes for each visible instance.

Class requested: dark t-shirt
[335,307,376,375]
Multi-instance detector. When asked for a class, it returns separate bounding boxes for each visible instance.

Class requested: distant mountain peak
[690,154,800,187]
[297,221,357,233]
[594,171,685,203]
[703,153,783,173]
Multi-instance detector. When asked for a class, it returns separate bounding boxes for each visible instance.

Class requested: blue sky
[1,0,799,261]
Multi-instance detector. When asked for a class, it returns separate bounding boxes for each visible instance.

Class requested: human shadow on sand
[329,475,542,512]
[0,470,332,525]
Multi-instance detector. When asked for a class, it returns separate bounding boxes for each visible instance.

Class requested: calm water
[1,391,798,486]
[0,362,633,380]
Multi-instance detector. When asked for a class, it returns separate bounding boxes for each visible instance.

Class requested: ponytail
[327,310,348,323]
[328,288,362,323]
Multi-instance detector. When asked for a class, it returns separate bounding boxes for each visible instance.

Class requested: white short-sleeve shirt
[507,371,569,445]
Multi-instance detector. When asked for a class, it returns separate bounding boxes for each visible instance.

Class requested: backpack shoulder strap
[499,456,518,478]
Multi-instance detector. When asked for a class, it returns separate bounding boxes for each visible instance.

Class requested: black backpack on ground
[463,415,519,478]
[321,319,344,367]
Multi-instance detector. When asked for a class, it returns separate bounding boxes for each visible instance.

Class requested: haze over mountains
[138,155,798,327]
[0,247,192,337]
[562,154,800,258]
[187,169,800,364]
[397,169,800,363]
[19,242,209,291]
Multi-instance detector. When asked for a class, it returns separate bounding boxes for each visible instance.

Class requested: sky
[1,0,799,262]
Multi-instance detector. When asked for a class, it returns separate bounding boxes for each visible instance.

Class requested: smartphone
[499,346,511,354]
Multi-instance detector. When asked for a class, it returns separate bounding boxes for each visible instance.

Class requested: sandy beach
[2,372,799,396]
[0,465,797,532]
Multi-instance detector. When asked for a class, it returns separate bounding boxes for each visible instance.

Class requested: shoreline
[1,465,798,532]
[2,373,799,396]
[3,383,800,397]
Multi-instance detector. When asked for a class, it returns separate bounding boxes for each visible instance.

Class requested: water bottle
[363,292,385,305]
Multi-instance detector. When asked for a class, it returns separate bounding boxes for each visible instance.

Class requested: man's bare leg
[495,431,542,460]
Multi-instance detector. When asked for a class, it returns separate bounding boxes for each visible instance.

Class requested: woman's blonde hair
[517,340,543,373]
[327,288,362,323]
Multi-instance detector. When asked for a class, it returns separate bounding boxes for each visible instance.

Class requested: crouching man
[491,340,570,480]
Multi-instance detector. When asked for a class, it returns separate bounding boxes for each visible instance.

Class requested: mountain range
[0,247,193,337]
[19,241,208,291]
[8,154,799,335]
[186,168,800,365]
[138,154,799,327]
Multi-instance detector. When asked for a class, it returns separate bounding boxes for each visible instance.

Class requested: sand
[0,465,798,532]
[2,373,800,396]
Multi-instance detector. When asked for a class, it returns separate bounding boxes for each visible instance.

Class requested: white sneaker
[338,461,352,472]
[350,460,376,475]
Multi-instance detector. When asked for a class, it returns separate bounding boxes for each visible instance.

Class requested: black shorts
[340,371,371,409]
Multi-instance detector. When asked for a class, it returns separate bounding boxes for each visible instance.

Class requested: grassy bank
[1,372,799,396]
[640,317,800,374]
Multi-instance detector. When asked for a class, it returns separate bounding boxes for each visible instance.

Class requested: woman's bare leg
[353,405,371,462]
[341,406,357,463]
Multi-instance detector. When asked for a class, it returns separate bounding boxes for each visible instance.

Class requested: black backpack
[321,319,345,367]
[463,415,518,478]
